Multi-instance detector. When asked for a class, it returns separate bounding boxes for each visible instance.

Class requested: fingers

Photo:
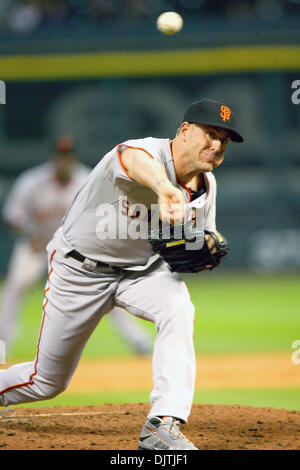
[158,187,187,224]
[205,234,217,254]
[159,202,186,224]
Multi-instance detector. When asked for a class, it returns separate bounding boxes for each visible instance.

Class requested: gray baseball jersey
[62,137,217,269]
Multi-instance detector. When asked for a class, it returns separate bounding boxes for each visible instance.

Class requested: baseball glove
[149,222,229,273]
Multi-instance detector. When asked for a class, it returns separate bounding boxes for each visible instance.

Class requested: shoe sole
[138,441,165,450]
[138,441,197,451]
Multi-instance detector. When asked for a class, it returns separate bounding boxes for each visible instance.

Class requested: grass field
[8,271,299,358]
[2,271,300,410]
[10,389,300,411]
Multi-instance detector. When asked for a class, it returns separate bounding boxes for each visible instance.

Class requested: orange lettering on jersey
[220,105,231,122]
[128,204,141,219]
[120,200,157,223]
[121,198,130,216]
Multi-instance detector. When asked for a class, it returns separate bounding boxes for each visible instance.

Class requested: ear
[179,121,191,141]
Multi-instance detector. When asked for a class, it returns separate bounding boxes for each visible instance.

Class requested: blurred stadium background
[0,0,299,410]
[0,0,300,271]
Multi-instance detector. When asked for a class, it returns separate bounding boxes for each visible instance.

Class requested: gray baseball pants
[0,233,196,422]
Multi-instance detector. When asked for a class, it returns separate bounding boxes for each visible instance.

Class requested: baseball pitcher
[0,99,243,450]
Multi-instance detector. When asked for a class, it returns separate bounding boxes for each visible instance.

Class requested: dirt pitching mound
[0,403,299,450]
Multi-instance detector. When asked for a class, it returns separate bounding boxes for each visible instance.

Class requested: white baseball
[156,11,183,35]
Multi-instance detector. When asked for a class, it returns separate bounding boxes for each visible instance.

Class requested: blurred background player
[0,135,153,357]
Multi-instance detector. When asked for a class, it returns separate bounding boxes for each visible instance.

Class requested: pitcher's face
[182,123,231,172]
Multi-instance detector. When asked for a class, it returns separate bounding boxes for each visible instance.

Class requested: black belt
[68,250,121,272]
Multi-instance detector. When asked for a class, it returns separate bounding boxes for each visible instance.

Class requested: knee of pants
[157,295,195,329]
[33,377,68,400]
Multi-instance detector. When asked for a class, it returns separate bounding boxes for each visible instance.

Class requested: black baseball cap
[183,98,244,143]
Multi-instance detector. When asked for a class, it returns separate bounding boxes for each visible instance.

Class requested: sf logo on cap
[220,105,231,122]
